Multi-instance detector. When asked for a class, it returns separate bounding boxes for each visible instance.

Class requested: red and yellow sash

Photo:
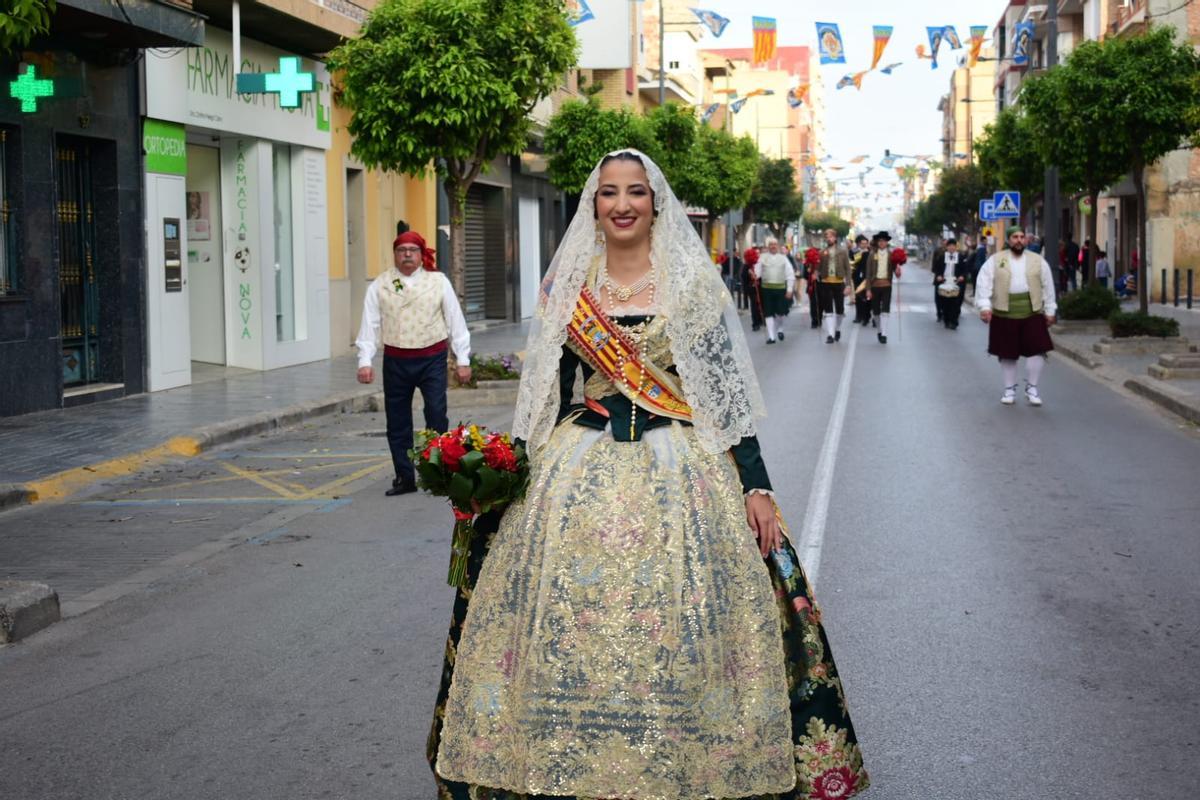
[566,288,693,422]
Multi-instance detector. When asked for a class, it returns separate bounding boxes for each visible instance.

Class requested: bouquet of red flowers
[804,247,822,268]
[410,425,529,587]
[889,247,908,268]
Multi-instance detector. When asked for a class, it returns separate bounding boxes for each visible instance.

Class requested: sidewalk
[1051,301,1200,425]
[0,321,531,510]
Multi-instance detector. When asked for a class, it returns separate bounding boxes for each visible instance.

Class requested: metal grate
[56,140,100,386]
[0,129,16,296]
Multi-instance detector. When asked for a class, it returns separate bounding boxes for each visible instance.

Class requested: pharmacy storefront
[142,28,331,391]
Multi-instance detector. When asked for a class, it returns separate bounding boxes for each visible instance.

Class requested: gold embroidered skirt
[436,422,796,799]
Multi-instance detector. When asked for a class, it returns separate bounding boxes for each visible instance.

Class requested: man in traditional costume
[975,225,1057,406]
[932,237,968,330]
[865,231,900,344]
[356,231,471,495]
[755,237,795,344]
[743,244,764,332]
[850,234,871,325]
[818,227,853,343]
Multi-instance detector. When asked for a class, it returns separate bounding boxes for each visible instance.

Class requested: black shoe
[777,331,785,341]
[811,321,820,329]
[766,338,776,344]
[386,478,417,497]
[825,335,835,344]
[936,314,943,322]
[949,322,958,330]
[878,333,887,344]
[835,330,842,342]
[871,318,877,328]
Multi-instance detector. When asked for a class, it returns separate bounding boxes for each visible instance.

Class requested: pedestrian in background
[356,230,472,496]
[851,234,871,325]
[976,225,1057,407]
[1095,249,1111,288]
[743,244,764,332]
[932,237,947,322]
[817,227,853,343]
[865,231,900,344]
[1062,232,1080,293]
[756,237,795,344]
[932,237,968,330]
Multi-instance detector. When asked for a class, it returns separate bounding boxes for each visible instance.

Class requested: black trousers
[384,350,449,482]
[935,287,964,325]
[869,285,893,316]
[808,290,821,324]
[817,281,845,316]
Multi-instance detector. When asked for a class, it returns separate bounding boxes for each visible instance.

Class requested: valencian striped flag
[870,25,893,71]
[752,17,777,64]
[690,8,731,37]
[968,25,988,67]
[816,22,846,64]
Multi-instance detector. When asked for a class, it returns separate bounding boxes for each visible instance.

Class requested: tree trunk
[445,176,468,305]
[1134,161,1148,314]
[1085,187,1100,284]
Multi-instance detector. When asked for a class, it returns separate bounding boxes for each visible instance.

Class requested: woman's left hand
[745,493,783,557]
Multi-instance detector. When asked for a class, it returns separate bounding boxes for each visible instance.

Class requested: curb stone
[0,581,61,643]
[1124,377,1200,426]
[1051,339,1105,370]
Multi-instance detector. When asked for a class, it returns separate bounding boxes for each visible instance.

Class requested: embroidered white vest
[377,268,448,349]
[760,253,791,285]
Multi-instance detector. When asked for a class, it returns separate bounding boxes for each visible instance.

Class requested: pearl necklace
[600,264,655,304]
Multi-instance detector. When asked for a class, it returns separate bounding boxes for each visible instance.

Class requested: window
[668,60,681,70]
[0,128,16,296]
[273,144,296,342]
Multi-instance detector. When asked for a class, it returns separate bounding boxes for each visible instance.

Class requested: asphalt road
[2,265,1198,800]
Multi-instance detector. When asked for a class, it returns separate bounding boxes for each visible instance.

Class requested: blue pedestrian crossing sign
[979,199,996,221]
[992,191,1021,218]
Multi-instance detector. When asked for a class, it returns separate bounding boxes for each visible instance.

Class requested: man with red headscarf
[356,231,472,496]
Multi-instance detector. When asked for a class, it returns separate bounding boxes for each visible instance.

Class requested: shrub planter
[1093,336,1196,356]
[1051,320,1111,337]
[1148,353,1200,380]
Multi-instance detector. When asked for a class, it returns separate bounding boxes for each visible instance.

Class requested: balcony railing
[1110,0,1147,35]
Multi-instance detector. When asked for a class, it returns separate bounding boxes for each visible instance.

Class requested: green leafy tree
[803,210,851,238]
[1020,43,1129,282]
[974,107,1046,228]
[327,0,577,298]
[927,164,991,234]
[674,126,758,223]
[746,156,804,240]
[543,99,654,194]
[0,0,54,58]
[1103,27,1200,312]
[906,199,942,237]
[641,103,698,189]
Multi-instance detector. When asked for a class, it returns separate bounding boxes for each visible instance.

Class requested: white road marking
[797,324,860,588]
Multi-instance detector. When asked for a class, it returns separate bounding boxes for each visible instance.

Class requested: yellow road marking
[26,436,203,503]
[297,459,393,499]
[137,456,387,495]
[218,461,304,500]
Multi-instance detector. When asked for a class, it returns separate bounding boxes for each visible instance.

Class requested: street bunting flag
[701,102,720,123]
[968,25,988,68]
[731,97,749,114]
[870,26,893,71]
[1012,21,1034,66]
[880,62,904,74]
[566,0,594,26]
[690,8,731,37]
[880,155,897,168]
[926,26,945,69]
[816,22,846,64]
[786,84,810,108]
[849,155,868,163]
[744,87,775,98]
[942,25,963,50]
[752,17,778,65]
[714,87,738,95]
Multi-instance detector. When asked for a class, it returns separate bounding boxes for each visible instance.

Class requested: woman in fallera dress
[427,150,868,800]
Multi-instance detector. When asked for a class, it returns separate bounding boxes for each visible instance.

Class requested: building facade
[0,0,203,417]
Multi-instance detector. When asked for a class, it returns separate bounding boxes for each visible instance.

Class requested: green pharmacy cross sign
[9,65,55,113]
[236,56,315,109]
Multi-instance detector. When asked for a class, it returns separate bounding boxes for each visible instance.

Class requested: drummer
[932,237,968,330]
